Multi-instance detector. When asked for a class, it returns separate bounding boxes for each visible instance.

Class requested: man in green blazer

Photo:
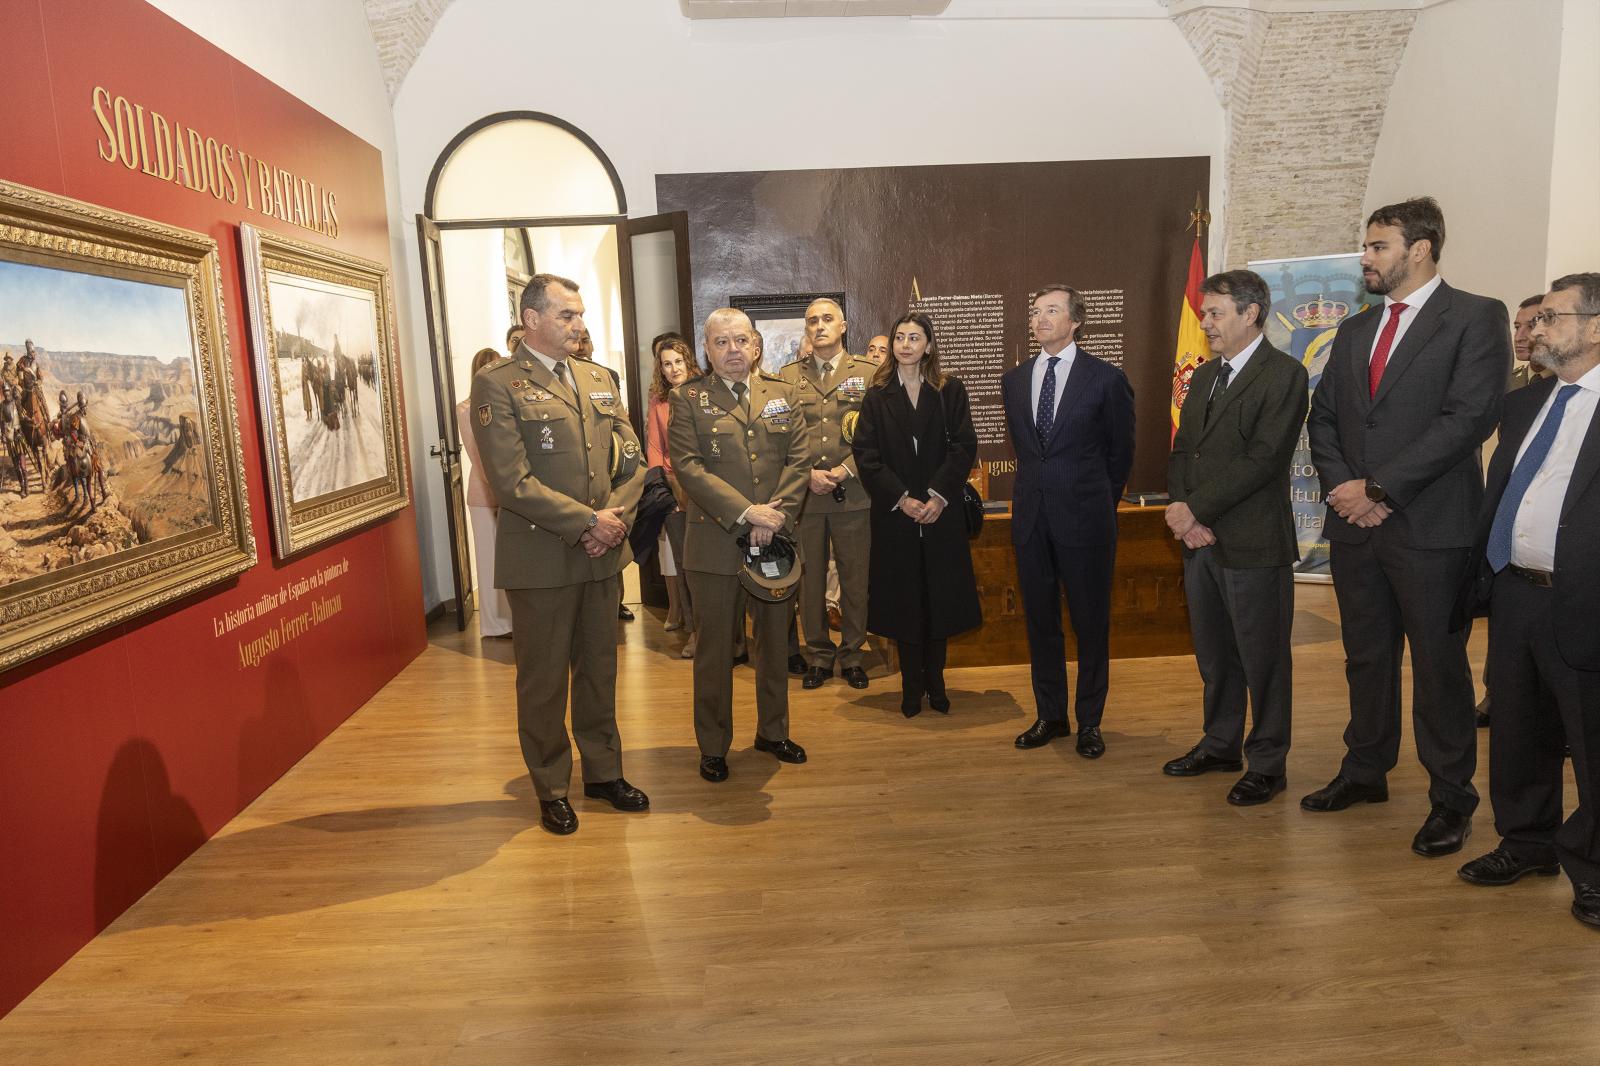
[670,308,813,783]
[471,274,648,836]
[1163,269,1310,806]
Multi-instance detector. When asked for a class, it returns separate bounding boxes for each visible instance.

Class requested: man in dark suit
[1453,272,1600,928]
[1303,197,1511,857]
[1003,284,1136,758]
[1163,270,1309,805]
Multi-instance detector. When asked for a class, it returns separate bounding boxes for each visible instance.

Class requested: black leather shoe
[1076,726,1105,760]
[842,666,869,690]
[1227,771,1285,806]
[699,755,729,782]
[788,653,807,676]
[1163,745,1244,777]
[803,666,831,689]
[732,651,749,666]
[1300,774,1389,812]
[1412,804,1472,857]
[901,698,923,718]
[928,693,950,714]
[1015,719,1067,749]
[1458,846,1560,886]
[583,777,650,811]
[1573,884,1600,929]
[539,798,578,835]
[754,736,807,763]
[1475,693,1490,728]
[618,604,635,621]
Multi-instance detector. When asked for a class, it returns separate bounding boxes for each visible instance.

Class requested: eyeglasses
[1531,311,1600,327]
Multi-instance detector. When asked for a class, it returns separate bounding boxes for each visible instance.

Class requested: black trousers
[1487,570,1600,885]
[1183,547,1294,776]
[1330,533,1477,814]
[897,543,947,702]
[1015,528,1114,729]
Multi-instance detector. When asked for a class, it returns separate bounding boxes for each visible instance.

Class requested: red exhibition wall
[0,0,428,1016]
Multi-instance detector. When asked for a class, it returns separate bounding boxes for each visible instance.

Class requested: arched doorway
[415,111,692,628]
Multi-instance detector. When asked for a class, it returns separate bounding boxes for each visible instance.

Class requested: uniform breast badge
[539,425,555,450]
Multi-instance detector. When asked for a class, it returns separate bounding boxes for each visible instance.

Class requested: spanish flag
[1169,237,1208,442]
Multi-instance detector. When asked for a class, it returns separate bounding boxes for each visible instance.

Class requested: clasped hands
[1326,479,1393,528]
[1164,501,1216,550]
[579,507,628,558]
[898,493,946,526]
[744,501,787,548]
[809,466,849,495]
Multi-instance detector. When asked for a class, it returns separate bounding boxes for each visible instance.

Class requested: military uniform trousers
[797,507,869,670]
[688,569,790,757]
[506,578,624,800]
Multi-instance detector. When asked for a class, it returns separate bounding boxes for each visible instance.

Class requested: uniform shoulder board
[758,370,786,383]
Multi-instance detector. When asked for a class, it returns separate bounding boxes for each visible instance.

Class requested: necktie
[552,360,572,401]
[1486,384,1582,572]
[1036,356,1060,443]
[1369,302,1408,399]
[732,380,748,417]
[1204,360,1233,425]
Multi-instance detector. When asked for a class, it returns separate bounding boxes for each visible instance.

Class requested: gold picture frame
[0,179,255,673]
[239,224,409,559]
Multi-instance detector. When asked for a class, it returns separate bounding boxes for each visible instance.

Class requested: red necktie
[1368,302,1408,399]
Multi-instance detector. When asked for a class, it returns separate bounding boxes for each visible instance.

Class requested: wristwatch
[1364,478,1387,503]
[587,511,600,529]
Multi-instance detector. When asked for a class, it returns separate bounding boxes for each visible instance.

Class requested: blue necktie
[1486,384,1581,572]
[1036,356,1060,444]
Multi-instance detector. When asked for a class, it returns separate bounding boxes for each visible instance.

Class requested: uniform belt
[1509,564,1554,588]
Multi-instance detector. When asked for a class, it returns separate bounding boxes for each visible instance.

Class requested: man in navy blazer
[1303,197,1511,859]
[1003,284,1136,758]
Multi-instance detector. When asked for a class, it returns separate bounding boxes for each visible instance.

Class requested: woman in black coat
[851,311,982,717]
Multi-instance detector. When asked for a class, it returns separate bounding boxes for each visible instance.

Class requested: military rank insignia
[477,404,492,427]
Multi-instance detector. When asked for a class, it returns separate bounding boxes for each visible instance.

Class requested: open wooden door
[416,214,474,629]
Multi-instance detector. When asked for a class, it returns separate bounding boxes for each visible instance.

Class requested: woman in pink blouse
[455,347,513,637]
[647,333,701,658]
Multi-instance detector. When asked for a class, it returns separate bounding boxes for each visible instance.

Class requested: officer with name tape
[471,272,648,837]
[669,307,814,783]
[779,297,877,690]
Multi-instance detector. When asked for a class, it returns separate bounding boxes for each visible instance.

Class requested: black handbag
[939,385,983,540]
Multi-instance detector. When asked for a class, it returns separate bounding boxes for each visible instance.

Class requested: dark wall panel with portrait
[658,157,1209,496]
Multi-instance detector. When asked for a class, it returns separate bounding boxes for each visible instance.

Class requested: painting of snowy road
[265,273,387,504]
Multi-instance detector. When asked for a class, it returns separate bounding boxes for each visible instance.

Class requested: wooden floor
[3,586,1594,1064]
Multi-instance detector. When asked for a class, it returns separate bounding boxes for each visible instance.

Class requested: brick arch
[364,0,457,98]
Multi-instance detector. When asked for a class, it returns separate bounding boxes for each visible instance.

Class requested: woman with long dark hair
[851,311,982,716]
[646,332,702,658]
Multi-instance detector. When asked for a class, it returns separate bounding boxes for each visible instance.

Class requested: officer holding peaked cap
[470,273,648,836]
[669,307,813,783]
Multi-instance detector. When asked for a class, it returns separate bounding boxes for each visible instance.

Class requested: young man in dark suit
[1452,273,1600,929]
[1002,285,1136,759]
[1163,270,1309,806]
[1303,197,1512,857]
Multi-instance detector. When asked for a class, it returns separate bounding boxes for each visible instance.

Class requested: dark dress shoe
[732,651,749,666]
[583,777,650,811]
[1458,846,1560,886]
[1412,804,1471,857]
[928,692,951,714]
[1015,719,1067,749]
[1076,726,1105,760]
[1475,693,1490,728]
[699,755,729,782]
[539,798,578,835]
[802,666,831,689]
[618,604,635,621]
[842,666,869,690]
[1573,884,1600,929]
[1226,771,1285,806]
[901,698,923,718]
[1163,745,1244,777]
[788,653,807,676]
[754,736,807,763]
[1299,774,1389,812]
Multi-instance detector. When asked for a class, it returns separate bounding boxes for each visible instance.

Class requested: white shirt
[1368,273,1443,365]
[1211,333,1264,396]
[1510,363,1600,570]
[1030,342,1077,424]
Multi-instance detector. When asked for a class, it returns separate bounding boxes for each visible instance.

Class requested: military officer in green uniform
[471,273,648,836]
[669,308,813,783]
[779,297,876,690]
